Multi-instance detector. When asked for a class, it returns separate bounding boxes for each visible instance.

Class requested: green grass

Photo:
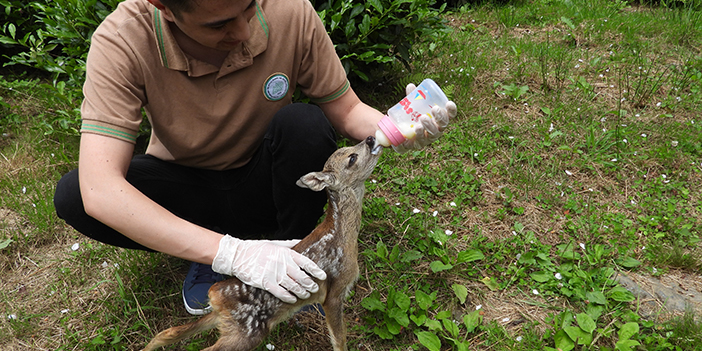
[2,0,702,350]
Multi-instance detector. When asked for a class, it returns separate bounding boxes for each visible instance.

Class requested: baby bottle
[375,78,449,147]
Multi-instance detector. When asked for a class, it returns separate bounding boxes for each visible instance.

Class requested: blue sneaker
[182,262,224,315]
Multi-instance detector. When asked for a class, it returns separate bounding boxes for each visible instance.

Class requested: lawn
[2,0,702,350]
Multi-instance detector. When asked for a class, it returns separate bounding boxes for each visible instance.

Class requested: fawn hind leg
[322,296,348,351]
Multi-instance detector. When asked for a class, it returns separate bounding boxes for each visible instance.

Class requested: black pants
[54,103,338,251]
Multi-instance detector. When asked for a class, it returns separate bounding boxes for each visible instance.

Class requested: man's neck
[168,22,230,68]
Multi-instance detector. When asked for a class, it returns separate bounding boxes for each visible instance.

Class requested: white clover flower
[516,336,523,342]
[474,153,479,157]
[266,344,276,350]
[555,273,563,280]
[622,139,628,143]
[22,186,27,194]
[502,317,510,322]
[61,309,70,314]
[549,123,554,132]
[432,211,438,217]
[641,133,647,138]
[516,253,522,260]
[656,102,662,107]
[611,158,617,162]
[450,202,456,207]
[565,170,573,176]
[671,141,679,147]
[579,243,586,250]
[71,243,80,251]
[445,230,453,236]
[475,304,482,310]
[532,289,539,295]
[412,208,421,214]
[101,261,109,268]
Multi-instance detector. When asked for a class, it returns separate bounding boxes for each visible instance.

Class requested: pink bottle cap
[378,115,406,146]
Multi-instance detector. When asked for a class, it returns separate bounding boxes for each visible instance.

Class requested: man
[54,0,456,315]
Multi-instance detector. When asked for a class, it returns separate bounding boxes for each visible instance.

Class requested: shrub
[311,0,450,81]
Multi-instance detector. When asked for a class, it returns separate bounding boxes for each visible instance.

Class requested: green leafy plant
[312,0,450,81]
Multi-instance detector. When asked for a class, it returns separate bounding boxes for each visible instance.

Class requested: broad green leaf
[424,318,442,331]
[463,310,482,333]
[442,319,459,338]
[410,313,426,326]
[615,339,640,351]
[373,325,393,339]
[388,308,410,327]
[415,290,434,310]
[608,286,635,302]
[389,245,400,263]
[618,322,639,341]
[617,257,641,268]
[563,326,593,345]
[430,261,453,273]
[586,291,607,305]
[530,271,551,282]
[576,313,596,334]
[375,241,387,259]
[349,3,364,18]
[452,284,468,304]
[361,295,385,312]
[435,311,452,320]
[554,329,575,351]
[557,242,582,260]
[415,331,441,351]
[385,316,403,335]
[457,249,484,263]
[394,291,411,311]
[367,0,383,12]
[359,14,371,36]
[455,341,470,351]
[8,23,16,39]
[344,18,356,38]
[400,250,423,262]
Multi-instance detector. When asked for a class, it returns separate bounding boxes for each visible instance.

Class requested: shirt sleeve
[80,17,147,144]
[295,0,350,104]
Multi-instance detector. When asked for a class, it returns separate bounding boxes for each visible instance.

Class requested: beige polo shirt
[81,0,349,170]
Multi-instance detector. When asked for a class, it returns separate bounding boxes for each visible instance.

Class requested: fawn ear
[297,172,335,191]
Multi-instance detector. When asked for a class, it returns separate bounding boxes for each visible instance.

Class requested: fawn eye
[348,153,358,167]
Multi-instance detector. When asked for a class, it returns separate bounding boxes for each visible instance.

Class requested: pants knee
[53,169,83,222]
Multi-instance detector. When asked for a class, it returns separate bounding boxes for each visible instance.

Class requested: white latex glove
[393,83,458,154]
[212,235,327,304]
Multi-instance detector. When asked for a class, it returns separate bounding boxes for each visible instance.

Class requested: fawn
[143,135,383,351]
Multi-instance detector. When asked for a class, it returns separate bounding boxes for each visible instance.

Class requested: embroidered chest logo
[263,73,289,101]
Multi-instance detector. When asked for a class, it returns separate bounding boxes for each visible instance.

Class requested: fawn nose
[365,136,375,148]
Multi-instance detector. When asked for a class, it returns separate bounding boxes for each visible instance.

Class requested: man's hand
[212,235,327,304]
[393,83,458,153]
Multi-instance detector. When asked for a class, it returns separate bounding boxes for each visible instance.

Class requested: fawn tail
[142,311,219,351]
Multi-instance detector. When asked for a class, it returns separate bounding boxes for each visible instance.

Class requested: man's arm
[318,87,384,142]
[78,133,223,264]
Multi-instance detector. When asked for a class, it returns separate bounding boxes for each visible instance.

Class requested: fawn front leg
[323,297,348,351]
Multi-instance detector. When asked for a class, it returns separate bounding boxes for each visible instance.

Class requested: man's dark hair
[159,0,195,19]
